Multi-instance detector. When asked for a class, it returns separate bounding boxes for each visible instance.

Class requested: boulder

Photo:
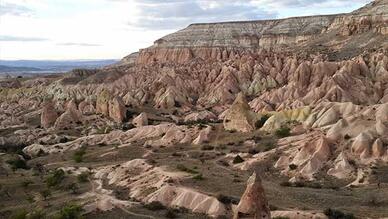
[224,93,260,132]
[234,171,270,219]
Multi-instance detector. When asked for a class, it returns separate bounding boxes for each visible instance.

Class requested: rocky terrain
[0,0,388,218]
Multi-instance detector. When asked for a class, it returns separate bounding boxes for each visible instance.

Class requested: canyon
[0,0,388,218]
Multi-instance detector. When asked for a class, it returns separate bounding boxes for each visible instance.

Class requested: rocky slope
[1,1,388,218]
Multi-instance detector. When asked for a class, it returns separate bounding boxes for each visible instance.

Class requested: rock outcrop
[41,100,58,129]
[223,93,260,132]
[108,97,126,123]
[132,112,148,127]
[234,171,270,219]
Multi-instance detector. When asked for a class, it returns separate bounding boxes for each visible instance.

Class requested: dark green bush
[275,127,291,138]
[77,172,90,183]
[324,208,355,219]
[10,209,27,219]
[46,169,65,187]
[216,193,239,205]
[165,209,177,219]
[255,114,271,129]
[72,147,86,163]
[144,201,166,211]
[55,204,83,219]
[289,164,298,170]
[232,155,244,164]
[201,145,214,151]
[192,174,204,181]
[6,157,29,170]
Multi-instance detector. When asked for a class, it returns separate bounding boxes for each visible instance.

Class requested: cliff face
[137,0,388,64]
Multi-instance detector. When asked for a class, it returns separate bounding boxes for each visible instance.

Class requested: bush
[279,181,292,187]
[165,209,177,219]
[72,147,86,163]
[232,155,244,164]
[46,169,65,187]
[216,193,239,205]
[28,209,46,219]
[40,189,51,200]
[289,164,298,170]
[55,204,83,219]
[77,172,90,183]
[10,209,27,219]
[6,157,29,170]
[144,201,166,211]
[192,174,204,181]
[255,114,271,129]
[275,127,291,138]
[324,208,355,219]
[201,145,214,151]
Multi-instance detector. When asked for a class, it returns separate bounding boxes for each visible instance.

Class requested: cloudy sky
[0,0,372,60]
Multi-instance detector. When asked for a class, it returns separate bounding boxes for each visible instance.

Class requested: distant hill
[0,65,42,73]
[0,59,118,74]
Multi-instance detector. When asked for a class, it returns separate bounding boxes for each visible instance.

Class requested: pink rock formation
[224,93,259,132]
[234,172,271,219]
[132,112,148,127]
[108,97,126,123]
[41,100,58,129]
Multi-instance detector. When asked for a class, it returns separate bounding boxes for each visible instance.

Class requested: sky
[0,0,372,60]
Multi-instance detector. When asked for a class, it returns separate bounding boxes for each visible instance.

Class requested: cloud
[0,35,49,42]
[57,42,102,47]
[0,2,33,16]
[252,0,371,8]
[128,0,277,30]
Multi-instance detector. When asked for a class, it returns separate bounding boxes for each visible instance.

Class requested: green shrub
[275,127,291,138]
[55,204,83,219]
[165,209,177,219]
[46,169,65,187]
[255,114,271,129]
[216,193,239,205]
[40,189,51,200]
[279,181,292,187]
[232,155,244,164]
[72,147,86,163]
[201,145,214,151]
[28,209,46,219]
[10,209,27,219]
[77,172,90,183]
[144,201,166,211]
[6,157,29,170]
[192,174,204,181]
[324,208,355,219]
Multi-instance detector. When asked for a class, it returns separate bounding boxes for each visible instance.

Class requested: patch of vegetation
[165,209,177,219]
[176,164,198,174]
[40,189,51,200]
[144,201,166,211]
[55,204,83,219]
[46,169,65,188]
[10,209,28,219]
[255,114,271,129]
[6,157,29,170]
[216,193,239,205]
[201,145,214,151]
[273,217,290,219]
[289,164,298,170]
[232,155,244,164]
[263,142,276,151]
[192,174,205,181]
[77,172,90,183]
[275,126,291,138]
[324,208,355,219]
[72,147,86,163]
